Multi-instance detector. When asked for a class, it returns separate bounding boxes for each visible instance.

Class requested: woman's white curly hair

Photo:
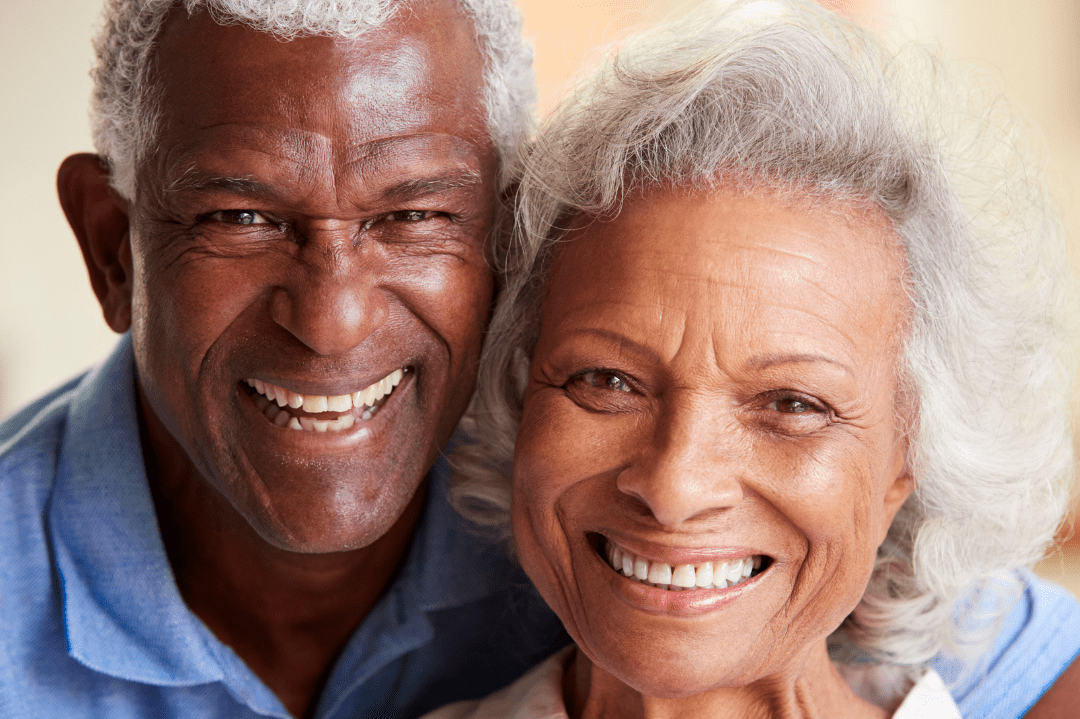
[89,0,535,200]
[451,0,1078,700]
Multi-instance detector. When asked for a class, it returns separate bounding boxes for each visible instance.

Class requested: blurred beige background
[1,0,1078,582]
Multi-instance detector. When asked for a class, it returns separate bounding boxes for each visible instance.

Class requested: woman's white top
[420,647,963,719]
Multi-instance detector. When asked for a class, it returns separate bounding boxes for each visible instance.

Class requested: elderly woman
[429,1,1080,716]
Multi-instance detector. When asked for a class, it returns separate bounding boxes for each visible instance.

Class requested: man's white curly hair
[89,0,535,200]
[451,0,1078,702]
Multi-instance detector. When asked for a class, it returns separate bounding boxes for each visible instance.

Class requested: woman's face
[512,188,913,697]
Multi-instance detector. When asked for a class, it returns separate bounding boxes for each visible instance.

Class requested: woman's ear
[57,153,133,333]
[879,443,914,546]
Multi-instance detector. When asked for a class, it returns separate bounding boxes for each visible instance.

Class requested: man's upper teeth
[605,539,761,591]
[246,369,404,413]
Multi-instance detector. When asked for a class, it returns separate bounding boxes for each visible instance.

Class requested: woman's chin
[575,638,784,707]
[556,536,787,694]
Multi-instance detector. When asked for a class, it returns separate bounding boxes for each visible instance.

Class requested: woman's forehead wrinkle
[549,301,688,354]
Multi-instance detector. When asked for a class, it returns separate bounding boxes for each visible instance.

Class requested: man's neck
[138,394,427,719]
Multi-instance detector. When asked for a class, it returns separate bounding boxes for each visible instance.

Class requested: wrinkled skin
[57,1,495,714]
[513,187,913,718]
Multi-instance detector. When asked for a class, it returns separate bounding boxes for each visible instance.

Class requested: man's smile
[243,369,408,432]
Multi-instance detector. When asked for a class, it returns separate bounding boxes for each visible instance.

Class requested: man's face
[125,4,496,552]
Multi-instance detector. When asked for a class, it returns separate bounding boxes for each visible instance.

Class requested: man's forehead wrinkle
[157,122,327,169]
[338,132,482,169]
[338,135,486,198]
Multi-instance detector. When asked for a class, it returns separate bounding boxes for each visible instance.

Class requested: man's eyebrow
[164,171,274,197]
[378,170,484,203]
[163,169,483,203]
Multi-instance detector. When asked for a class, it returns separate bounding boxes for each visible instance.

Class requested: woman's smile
[586,532,776,619]
[597,535,767,592]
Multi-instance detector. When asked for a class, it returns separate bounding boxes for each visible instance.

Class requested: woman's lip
[591,530,765,566]
[617,567,763,616]
[587,536,768,616]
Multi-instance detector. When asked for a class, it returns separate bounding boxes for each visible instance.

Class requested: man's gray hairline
[98,0,528,202]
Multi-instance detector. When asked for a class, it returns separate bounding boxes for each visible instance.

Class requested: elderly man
[0,1,564,717]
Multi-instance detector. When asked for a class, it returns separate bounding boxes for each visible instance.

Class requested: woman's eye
[209,209,274,225]
[562,368,640,413]
[575,370,632,393]
[768,397,821,414]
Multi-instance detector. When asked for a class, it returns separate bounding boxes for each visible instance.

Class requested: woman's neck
[564,643,889,719]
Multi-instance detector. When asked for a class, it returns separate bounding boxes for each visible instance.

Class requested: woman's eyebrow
[562,327,664,365]
[744,352,853,377]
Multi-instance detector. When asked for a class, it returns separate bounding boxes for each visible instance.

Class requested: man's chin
[210,385,439,553]
[218,452,432,555]
[237,486,426,555]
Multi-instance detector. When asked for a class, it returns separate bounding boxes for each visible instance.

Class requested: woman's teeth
[604,540,762,591]
[245,369,405,432]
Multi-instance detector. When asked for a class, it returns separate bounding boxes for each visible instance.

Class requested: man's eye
[360,210,445,231]
[210,209,273,225]
[389,210,440,222]
[574,370,632,393]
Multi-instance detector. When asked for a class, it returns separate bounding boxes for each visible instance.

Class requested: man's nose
[616,405,744,527]
[270,228,389,357]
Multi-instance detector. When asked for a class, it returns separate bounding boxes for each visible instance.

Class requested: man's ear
[57,153,133,333]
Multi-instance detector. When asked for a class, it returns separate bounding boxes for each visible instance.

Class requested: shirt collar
[48,335,284,714]
[313,450,523,717]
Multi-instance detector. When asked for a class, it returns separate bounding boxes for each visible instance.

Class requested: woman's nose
[270,229,389,357]
[616,407,744,527]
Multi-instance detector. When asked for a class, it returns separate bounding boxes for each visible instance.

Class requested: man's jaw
[243,368,406,432]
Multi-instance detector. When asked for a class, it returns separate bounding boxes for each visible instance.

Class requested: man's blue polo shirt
[0,335,568,718]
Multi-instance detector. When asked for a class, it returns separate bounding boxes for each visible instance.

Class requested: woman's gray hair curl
[452,0,1077,696]
[89,0,535,200]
